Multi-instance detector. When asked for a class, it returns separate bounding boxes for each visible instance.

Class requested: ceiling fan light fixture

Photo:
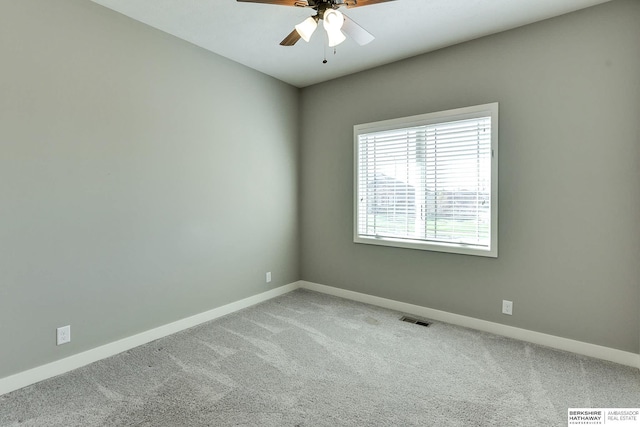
[295,16,318,42]
[323,9,346,47]
[326,28,346,47]
[323,9,344,31]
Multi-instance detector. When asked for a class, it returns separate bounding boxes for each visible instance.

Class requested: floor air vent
[400,316,431,327]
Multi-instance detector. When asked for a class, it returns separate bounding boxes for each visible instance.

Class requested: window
[354,103,498,257]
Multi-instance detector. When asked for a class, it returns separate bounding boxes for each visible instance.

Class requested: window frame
[353,103,498,258]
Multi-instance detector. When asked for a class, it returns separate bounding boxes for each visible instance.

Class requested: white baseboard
[0,282,300,396]
[2,279,638,396]
[299,281,640,370]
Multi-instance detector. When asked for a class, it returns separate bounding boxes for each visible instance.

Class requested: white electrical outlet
[57,325,71,345]
[266,272,272,283]
[502,300,513,315]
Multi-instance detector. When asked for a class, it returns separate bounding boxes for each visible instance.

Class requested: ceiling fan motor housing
[302,0,352,12]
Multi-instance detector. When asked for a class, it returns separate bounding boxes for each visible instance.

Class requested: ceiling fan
[236,0,396,47]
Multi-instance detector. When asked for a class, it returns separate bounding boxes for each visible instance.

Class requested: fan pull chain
[322,45,338,64]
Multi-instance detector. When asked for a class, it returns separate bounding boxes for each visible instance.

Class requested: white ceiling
[90,0,611,88]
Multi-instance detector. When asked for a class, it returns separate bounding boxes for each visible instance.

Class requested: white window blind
[354,103,498,257]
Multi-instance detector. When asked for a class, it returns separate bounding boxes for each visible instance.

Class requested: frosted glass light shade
[323,9,344,31]
[323,9,345,47]
[295,16,318,42]
[326,28,346,47]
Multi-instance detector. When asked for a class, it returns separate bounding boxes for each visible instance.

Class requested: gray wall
[0,0,300,378]
[1,0,638,384]
[300,0,640,353]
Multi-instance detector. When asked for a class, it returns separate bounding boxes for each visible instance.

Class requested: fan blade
[342,14,374,45]
[280,29,302,46]
[236,0,309,6]
[344,0,396,8]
